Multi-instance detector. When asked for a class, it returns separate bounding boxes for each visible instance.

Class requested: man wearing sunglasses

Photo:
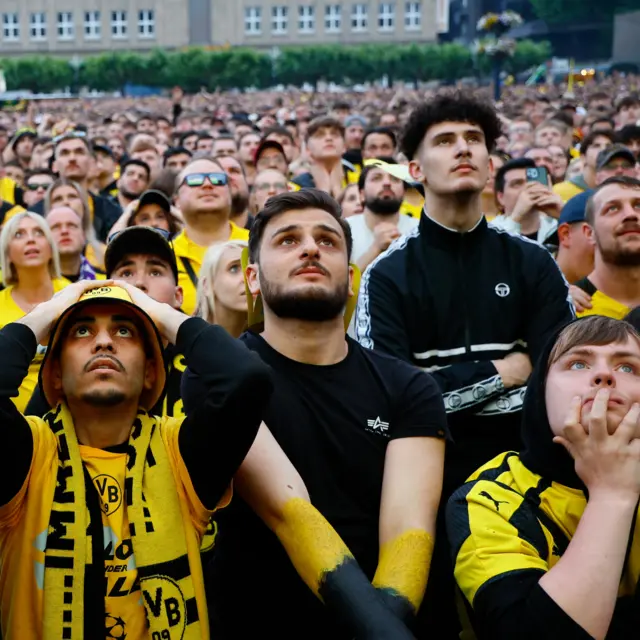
[173,158,249,315]
[22,169,55,209]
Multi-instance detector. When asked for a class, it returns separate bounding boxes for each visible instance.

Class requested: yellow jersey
[0,278,70,411]
[575,277,630,320]
[0,176,19,206]
[553,180,586,203]
[173,222,250,316]
[0,417,212,640]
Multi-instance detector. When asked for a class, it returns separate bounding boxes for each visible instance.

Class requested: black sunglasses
[180,172,228,188]
[26,182,52,191]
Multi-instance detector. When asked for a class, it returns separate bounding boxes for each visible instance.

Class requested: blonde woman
[44,178,106,271]
[195,240,248,338]
[0,212,69,410]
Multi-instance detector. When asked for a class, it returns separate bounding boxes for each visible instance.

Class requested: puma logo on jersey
[479,491,508,512]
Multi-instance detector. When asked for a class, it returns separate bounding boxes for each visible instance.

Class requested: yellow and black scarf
[41,403,208,640]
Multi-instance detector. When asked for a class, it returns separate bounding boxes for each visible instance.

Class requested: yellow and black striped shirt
[447,451,640,639]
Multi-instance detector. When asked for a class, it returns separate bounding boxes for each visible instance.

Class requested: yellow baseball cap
[39,285,166,411]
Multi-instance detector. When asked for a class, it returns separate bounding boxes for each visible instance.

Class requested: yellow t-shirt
[0,278,70,411]
[575,277,631,320]
[173,222,250,316]
[0,177,18,206]
[0,417,215,639]
[553,180,585,204]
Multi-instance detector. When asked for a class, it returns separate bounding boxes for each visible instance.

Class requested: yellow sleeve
[552,182,583,203]
[160,417,232,537]
[0,418,57,530]
[448,480,550,607]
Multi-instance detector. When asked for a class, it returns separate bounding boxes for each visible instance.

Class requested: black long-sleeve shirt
[0,317,272,510]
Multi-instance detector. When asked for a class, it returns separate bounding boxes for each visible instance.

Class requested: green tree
[0,57,74,92]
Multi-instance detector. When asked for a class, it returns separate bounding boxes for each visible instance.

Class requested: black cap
[93,144,115,159]
[254,139,286,164]
[105,226,178,282]
[11,128,37,149]
[136,189,172,214]
[596,144,636,171]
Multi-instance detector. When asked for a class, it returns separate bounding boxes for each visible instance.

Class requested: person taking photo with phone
[490,158,563,245]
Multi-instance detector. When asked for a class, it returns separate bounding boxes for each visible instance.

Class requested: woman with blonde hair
[195,240,248,338]
[0,211,69,410]
[44,177,106,271]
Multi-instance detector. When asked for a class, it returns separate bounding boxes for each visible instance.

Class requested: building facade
[0,0,448,56]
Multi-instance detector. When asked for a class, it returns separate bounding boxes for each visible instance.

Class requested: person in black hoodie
[447,315,640,640]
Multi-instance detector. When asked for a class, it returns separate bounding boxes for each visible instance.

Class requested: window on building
[29,12,47,41]
[57,12,74,40]
[244,7,262,35]
[271,6,288,34]
[84,11,101,39]
[351,3,368,31]
[2,13,19,41]
[325,4,342,32]
[404,1,421,29]
[111,10,127,38]
[138,9,154,37]
[378,2,395,30]
[298,6,315,33]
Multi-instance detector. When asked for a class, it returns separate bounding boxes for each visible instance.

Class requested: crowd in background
[2,73,640,639]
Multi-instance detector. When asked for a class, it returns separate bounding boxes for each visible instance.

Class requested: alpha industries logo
[366,416,390,437]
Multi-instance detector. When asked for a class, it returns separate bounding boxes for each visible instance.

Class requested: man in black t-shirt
[183,188,448,638]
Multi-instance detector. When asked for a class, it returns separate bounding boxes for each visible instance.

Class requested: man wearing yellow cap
[0,279,272,639]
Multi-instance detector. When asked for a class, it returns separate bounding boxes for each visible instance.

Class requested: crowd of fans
[1,74,640,639]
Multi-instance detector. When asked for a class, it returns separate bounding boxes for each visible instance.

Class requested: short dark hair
[5,160,23,170]
[248,189,353,263]
[362,127,397,151]
[197,133,214,142]
[163,146,192,166]
[588,91,611,106]
[120,158,151,181]
[591,116,615,129]
[616,125,640,146]
[550,110,574,128]
[580,130,615,157]
[305,116,345,142]
[616,95,639,113]
[357,157,401,191]
[179,130,199,145]
[494,158,536,194]
[262,126,295,145]
[399,90,502,160]
[585,175,640,225]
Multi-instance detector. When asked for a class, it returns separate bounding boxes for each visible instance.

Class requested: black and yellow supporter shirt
[0,278,70,412]
[575,277,630,320]
[173,223,249,316]
[0,200,26,225]
[447,318,640,640]
[447,451,640,639]
[0,319,272,640]
[0,176,23,207]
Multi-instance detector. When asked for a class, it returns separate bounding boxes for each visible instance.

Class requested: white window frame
[2,13,20,42]
[84,11,101,39]
[111,10,127,38]
[29,12,47,41]
[404,1,421,29]
[57,11,74,41]
[351,3,368,32]
[244,6,262,35]
[271,6,288,34]
[138,9,155,38]
[324,4,342,32]
[378,2,395,31]
[298,5,315,33]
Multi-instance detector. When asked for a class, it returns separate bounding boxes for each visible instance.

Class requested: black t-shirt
[183,332,448,638]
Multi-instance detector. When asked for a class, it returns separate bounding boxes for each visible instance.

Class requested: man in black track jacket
[354,90,575,639]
